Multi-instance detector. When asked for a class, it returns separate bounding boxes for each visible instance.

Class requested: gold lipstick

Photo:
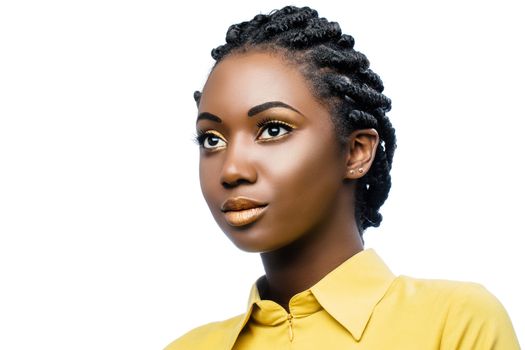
[221,197,268,226]
[223,206,268,226]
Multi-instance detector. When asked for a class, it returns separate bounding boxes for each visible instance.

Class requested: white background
[1,0,523,348]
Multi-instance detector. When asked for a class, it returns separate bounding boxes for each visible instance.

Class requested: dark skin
[196,51,379,313]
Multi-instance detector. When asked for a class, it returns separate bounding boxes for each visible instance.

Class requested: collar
[224,248,396,349]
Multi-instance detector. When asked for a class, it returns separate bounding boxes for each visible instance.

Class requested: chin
[228,234,292,254]
[226,235,268,253]
[217,216,294,253]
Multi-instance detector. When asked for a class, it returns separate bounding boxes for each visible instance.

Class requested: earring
[349,169,355,175]
[358,167,364,173]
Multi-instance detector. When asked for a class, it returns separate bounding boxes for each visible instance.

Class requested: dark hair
[194,5,396,240]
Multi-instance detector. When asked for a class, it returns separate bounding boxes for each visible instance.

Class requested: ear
[344,128,379,180]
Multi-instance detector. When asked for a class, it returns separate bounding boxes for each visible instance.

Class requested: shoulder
[391,275,495,301]
[389,275,510,320]
[388,275,520,348]
[163,313,245,350]
[392,275,506,313]
[381,275,498,320]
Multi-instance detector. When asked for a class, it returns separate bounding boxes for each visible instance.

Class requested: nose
[220,137,257,188]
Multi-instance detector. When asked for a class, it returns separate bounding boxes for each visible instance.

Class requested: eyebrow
[247,101,304,117]
[196,112,222,123]
[196,101,304,124]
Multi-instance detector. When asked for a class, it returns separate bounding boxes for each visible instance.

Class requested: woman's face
[196,51,348,253]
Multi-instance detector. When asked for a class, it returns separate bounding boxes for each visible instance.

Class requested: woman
[166,5,519,349]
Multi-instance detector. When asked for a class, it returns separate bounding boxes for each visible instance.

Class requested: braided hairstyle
[194,5,396,240]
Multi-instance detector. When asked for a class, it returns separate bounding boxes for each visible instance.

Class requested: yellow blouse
[165,249,520,349]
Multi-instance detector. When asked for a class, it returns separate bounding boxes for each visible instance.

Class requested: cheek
[263,131,343,220]
[199,155,220,207]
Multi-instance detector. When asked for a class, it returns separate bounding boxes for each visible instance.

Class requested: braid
[195,6,397,238]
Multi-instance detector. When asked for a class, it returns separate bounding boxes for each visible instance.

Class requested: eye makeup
[193,117,297,149]
[255,117,295,130]
[193,129,225,148]
[255,118,296,141]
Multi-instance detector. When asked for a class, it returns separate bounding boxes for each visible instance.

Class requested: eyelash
[256,118,295,136]
[193,118,295,148]
[192,129,211,146]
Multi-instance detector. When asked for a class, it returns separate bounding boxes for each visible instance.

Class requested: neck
[258,193,363,312]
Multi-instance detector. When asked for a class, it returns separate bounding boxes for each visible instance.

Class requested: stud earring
[349,169,355,175]
[358,167,364,173]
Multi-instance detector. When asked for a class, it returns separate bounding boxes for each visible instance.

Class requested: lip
[221,197,268,227]
[221,197,267,212]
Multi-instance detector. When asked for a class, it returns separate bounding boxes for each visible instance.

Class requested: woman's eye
[200,133,226,150]
[258,122,293,140]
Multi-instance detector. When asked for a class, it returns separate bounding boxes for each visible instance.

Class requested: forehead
[199,52,321,116]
